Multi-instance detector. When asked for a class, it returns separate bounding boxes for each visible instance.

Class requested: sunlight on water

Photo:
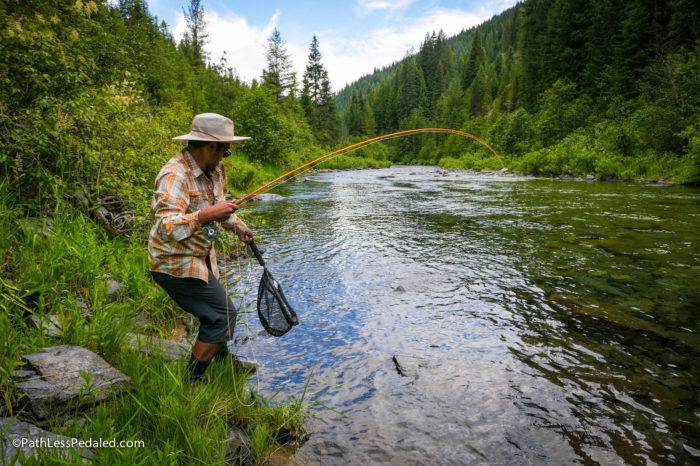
[225,166,700,464]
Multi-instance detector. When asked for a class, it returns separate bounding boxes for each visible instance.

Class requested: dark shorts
[150,258,237,344]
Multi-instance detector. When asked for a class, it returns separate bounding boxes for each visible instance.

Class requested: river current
[225,166,699,465]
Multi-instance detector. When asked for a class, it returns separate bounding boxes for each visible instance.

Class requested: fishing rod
[236,128,502,204]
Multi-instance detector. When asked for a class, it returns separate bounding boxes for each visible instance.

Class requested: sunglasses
[215,143,231,158]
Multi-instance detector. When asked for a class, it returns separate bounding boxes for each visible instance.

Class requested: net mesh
[257,269,298,337]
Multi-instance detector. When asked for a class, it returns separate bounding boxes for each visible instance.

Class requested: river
[224,166,700,465]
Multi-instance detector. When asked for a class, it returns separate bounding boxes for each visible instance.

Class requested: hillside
[336,0,700,183]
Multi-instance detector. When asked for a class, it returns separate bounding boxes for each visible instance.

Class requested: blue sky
[146,0,518,91]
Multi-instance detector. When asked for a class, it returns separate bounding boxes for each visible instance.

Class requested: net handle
[248,240,266,267]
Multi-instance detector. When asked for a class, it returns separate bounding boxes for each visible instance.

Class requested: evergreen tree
[462,30,484,90]
[262,28,297,100]
[180,0,208,69]
[301,35,339,144]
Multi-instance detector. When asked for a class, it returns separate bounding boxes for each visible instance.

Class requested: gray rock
[130,312,151,329]
[498,167,509,173]
[393,285,406,293]
[76,299,92,319]
[225,426,252,465]
[12,369,36,379]
[125,333,192,360]
[17,345,131,420]
[0,417,93,464]
[29,314,62,338]
[106,279,125,302]
[251,194,284,202]
[585,175,596,181]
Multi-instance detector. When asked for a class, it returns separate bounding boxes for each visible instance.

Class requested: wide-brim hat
[173,113,251,142]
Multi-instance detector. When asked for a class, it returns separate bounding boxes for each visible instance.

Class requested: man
[148,113,255,384]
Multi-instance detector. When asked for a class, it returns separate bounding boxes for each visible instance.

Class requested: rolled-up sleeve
[153,172,200,241]
[222,213,239,231]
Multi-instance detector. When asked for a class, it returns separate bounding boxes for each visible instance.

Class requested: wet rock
[0,417,93,464]
[225,426,252,466]
[125,333,192,360]
[392,354,406,376]
[12,369,36,379]
[251,194,285,202]
[585,175,596,181]
[393,285,406,293]
[390,354,422,379]
[17,345,131,420]
[29,314,62,337]
[233,330,268,346]
[498,167,509,173]
[106,279,125,302]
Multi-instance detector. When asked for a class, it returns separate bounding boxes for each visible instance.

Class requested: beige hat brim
[172,131,251,142]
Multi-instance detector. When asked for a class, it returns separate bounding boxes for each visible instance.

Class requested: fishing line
[237,128,502,204]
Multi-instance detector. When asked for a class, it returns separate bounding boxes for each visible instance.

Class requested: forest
[338,0,700,182]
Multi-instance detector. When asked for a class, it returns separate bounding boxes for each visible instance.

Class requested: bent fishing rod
[236,128,502,204]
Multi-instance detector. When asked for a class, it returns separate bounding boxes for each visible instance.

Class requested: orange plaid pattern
[148,148,238,282]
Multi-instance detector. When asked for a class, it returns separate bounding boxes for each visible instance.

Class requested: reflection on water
[225,166,700,464]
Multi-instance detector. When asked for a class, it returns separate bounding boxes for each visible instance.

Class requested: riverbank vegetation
[338,1,700,184]
[0,0,321,462]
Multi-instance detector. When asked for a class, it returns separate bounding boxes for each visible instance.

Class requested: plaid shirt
[148,148,238,282]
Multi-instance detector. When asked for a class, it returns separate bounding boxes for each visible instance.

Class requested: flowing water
[225,166,700,465]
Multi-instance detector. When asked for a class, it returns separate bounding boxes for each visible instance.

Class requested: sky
[146,0,519,91]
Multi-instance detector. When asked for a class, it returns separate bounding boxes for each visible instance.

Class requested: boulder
[125,333,192,360]
[0,417,93,464]
[16,345,131,420]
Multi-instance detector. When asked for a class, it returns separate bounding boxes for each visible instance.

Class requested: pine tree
[262,28,297,100]
[463,30,484,90]
[180,0,208,69]
[301,35,338,144]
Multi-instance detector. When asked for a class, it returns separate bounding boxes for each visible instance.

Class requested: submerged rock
[0,417,93,464]
[17,345,131,420]
[251,194,285,202]
[125,333,192,360]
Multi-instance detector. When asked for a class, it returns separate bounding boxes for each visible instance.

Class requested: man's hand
[197,200,239,224]
[236,221,254,243]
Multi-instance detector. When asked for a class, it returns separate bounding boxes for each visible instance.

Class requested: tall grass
[0,182,306,464]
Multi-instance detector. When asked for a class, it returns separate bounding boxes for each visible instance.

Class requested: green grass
[0,183,306,465]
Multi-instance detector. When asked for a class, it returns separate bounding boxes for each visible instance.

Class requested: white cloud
[319,8,489,91]
[173,3,517,92]
[172,9,280,83]
[357,0,414,10]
